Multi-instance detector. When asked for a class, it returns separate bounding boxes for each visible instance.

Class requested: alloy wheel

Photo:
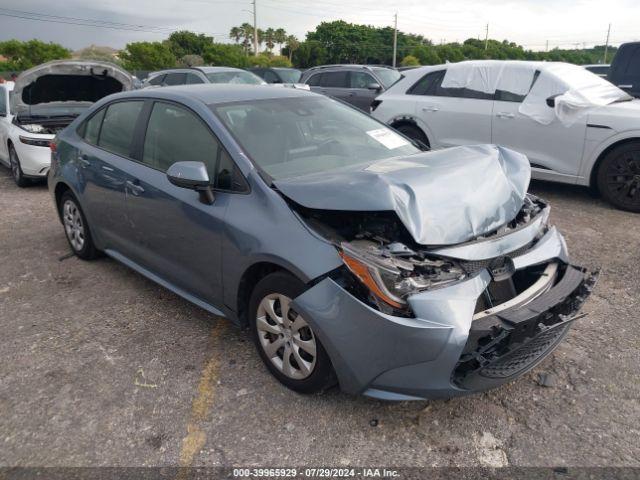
[256,293,317,380]
[62,199,86,252]
[606,151,640,207]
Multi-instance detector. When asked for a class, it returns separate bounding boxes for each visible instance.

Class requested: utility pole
[252,0,258,56]
[603,23,611,63]
[392,12,398,68]
[484,23,489,50]
[545,40,549,52]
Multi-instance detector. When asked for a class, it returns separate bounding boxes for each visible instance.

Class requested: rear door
[411,69,494,148]
[121,100,238,305]
[77,100,144,251]
[316,71,351,105]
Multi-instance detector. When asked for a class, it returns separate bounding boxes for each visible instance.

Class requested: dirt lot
[0,165,638,470]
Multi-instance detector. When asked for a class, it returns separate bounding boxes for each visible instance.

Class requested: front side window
[148,74,165,86]
[350,71,376,89]
[263,71,280,83]
[213,96,420,180]
[142,102,220,177]
[433,72,493,100]
[186,73,205,85]
[98,101,144,157]
[370,67,401,88]
[306,73,323,86]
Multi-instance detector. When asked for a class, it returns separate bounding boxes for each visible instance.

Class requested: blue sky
[0,0,638,51]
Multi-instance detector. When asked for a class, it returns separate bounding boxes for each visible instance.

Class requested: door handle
[77,153,91,167]
[618,84,633,89]
[126,180,145,196]
[421,106,439,112]
[101,165,114,172]
[497,112,515,119]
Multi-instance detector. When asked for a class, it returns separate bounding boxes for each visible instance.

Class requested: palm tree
[257,29,265,53]
[274,28,287,55]
[285,35,300,62]
[264,28,276,53]
[229,26,242,45]
[240,22,254,55]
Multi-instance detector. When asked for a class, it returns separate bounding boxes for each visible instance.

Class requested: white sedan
[372,60,640,212]
[0,60,133,187]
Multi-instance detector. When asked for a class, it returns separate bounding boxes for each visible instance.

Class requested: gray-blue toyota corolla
[48,85,597,400]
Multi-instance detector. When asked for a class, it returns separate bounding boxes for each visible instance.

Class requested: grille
[459,243,531,275]
[479,324,569,378]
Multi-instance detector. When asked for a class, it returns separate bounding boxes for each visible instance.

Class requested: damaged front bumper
[291,225,598,400]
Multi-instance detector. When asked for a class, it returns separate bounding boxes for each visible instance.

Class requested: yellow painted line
[177,320,226,474]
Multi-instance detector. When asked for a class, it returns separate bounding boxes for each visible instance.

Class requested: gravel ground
[0,166,638,470]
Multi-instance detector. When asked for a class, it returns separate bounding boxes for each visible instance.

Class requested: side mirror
[367,82,382,91]
[166,161,214,204]
[546,94,560,108]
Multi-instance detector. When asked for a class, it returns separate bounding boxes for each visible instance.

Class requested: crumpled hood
[274,145,531,246]
[12,60,134,113]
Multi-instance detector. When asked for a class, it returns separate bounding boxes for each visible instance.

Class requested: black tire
[596,141,640,212]
[59,191,99,260]
[9,144,30,188]
[249,271,336,394]
[395,123,430,150]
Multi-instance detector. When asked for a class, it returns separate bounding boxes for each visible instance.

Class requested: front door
[122,101,230,305]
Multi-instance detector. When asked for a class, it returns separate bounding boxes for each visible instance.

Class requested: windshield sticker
[366,128,410,149]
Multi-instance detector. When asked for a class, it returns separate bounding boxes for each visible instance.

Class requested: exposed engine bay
[292,194,549,316]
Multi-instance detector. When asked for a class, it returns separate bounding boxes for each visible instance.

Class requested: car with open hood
[372,60,640,212]
[48,85,596,400]
[0,60,134,186]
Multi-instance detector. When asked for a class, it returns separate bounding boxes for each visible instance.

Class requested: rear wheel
[59,191,99,260]
[394,123,430,150]
[9,145,30,188]
[597,141,640,212]
[249,272,336,394]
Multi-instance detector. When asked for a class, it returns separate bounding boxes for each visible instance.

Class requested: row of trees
[291,21,615,68]
[0,23,615,73]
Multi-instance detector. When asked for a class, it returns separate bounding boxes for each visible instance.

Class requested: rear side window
[0,86,6,115]
[98,101,144,157]
[306,73,322,86]
[625,46,640,76]
[148,74,165,86]
[163,73,186,86]
[186,73,205,84]
[83,108,106,145]
[407,70,444,95]
[321,71,348,88]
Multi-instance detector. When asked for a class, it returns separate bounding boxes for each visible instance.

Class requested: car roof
[195,66,248,74]
[149,66,247,76]
[110,84,318,105]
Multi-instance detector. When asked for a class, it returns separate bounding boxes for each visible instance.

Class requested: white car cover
[441,60,631,126]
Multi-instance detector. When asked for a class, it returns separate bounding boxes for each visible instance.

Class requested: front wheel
[249,272,336,394]
[9,145,30,188]
[596,141,640,212]
[394,124,430,150]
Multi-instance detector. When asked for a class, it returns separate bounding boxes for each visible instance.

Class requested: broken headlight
[339,240,465,309]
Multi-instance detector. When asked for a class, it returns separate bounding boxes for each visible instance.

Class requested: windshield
[274,68,302,83]
[206,71,265,85]
[371,67,401,88]
[213,96,419,180]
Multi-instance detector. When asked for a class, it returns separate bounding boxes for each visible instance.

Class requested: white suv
[0,60,133,187]
[372,60,640,212]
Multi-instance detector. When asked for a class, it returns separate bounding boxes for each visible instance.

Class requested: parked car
[143,67,266,88]
[608,42,640,98]
[300,64,401,110]
[583,64,610,78]
[372,60,640,212]
[0,60,133,187]
[49,84,595,400]
[249,67,302,84]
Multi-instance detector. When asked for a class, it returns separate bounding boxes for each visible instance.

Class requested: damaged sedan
[0,60,133,186]
[49,85,597,400]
